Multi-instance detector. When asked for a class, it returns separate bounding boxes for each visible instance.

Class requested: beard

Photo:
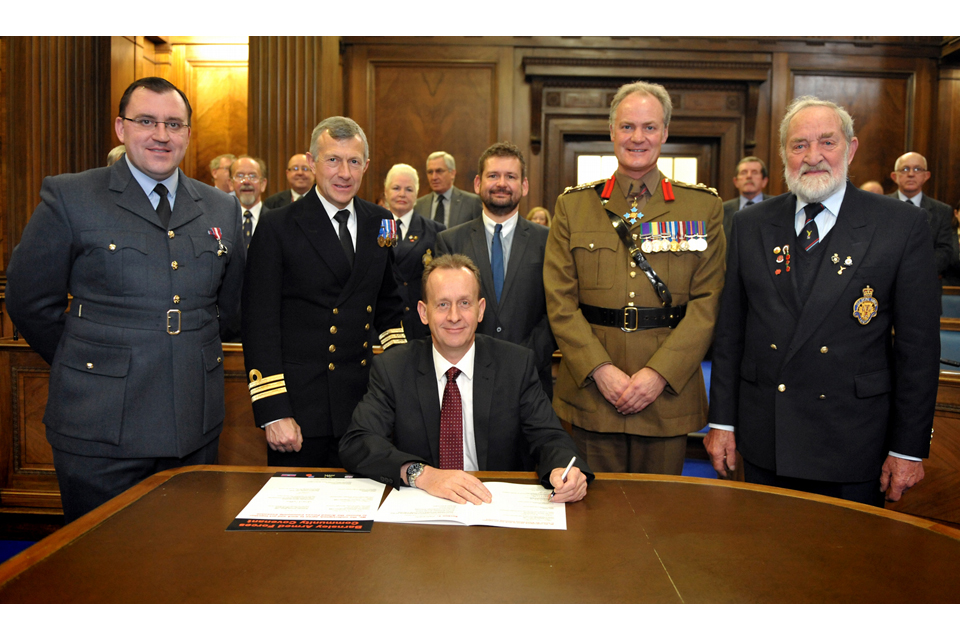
[237,190,258,208]
[784,155,849,203]
[481,188,521,217]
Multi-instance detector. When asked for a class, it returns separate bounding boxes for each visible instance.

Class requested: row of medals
[637,234,708,253]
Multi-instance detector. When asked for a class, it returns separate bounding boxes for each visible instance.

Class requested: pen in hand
[550,456,576,498]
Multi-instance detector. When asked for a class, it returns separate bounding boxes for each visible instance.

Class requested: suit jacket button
[630,271,637,278]
[328,363,335,371]
[820,346,828,353]
[403,282,408,286]
[405,306,410,312]
[171,261,178,270]
[173,295,180,304]
[770,344,777,350]
[168,230,175,239]
[329,345,336,353]
[778,384,786,392]
[629,292,636,298]
[819,395,826,399]
[330,326,337,334]
[364,323,370,330]
[333,308,339,315]
[363,342,369,348]
[367,306,373,313]
[361,359,367,366]
[497,327,502,333]
[86,362,94,369]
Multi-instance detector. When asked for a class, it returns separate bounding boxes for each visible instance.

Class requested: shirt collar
[242,201,264,217]
[481,209,519,237]
[394,210,415,237]
[315,187,355,218]
[795,181,847,217]
[897,191,922,206]
[432,341,476,383]
[125,155,179,201]
[437,187,454,202]
[740,193,763,208]
[616,167,661,199]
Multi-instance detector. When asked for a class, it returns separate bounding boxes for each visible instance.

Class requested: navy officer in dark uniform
[241,116,406,467]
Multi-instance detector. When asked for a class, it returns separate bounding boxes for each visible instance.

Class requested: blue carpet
[0,540,33,564]
[682,458,718,479]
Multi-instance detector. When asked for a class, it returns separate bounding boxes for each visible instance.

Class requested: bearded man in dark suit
[705,96,940,507]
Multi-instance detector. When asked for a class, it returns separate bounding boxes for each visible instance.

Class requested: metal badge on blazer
[853,285,878,325]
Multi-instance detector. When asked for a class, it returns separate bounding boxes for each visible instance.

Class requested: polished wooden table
[1,466,959,603]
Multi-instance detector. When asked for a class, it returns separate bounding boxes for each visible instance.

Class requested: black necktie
[396,218,404,242]
[334,209,355,265]
[800,202,823,251]
[153,183,172,228]
[243,211,253,249]
[434,194,445,224]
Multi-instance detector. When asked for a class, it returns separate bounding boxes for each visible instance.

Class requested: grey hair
[385,163,420,192]
[209,153,236,173]
[608,81,674,129]
[310,116,369,162]
[427,151,455,171]
[778,96,855,154]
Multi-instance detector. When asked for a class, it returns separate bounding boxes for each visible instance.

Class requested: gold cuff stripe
[248,381,286,397]
[249,373,285,390]
[251,387,287,403]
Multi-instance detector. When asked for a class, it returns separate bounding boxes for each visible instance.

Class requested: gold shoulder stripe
[670,180,720,197]
[561,179,605,195]
[251,387,287,403]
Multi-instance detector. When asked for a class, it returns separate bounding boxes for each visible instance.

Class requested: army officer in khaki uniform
[544,80,725,474]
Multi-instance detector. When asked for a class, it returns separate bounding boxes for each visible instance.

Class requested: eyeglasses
[898,167,928,174]
[233,173,261,182]
[120,117,190,134]
[287,165,311,172]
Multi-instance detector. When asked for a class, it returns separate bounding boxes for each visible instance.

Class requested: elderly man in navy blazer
[705,96,939,507]
[7,77,245,523]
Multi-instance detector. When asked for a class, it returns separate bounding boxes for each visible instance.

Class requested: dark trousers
[53,437,220,524]
[571,426,686,475]
[267,435,342,469]
[743,458,885,508]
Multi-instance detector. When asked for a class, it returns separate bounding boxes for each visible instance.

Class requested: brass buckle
[621,306,639,332]
[166,309,182,335]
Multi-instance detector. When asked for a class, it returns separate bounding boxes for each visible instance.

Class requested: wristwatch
[406,462,425,488]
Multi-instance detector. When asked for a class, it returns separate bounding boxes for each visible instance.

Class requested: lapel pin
[831,253,839,264]
[853,285,878,325]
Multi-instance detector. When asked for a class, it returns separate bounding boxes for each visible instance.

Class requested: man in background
[722,156,769,241]
[264,153,315,209]
[210,153,236,195]
[413,151,482,228]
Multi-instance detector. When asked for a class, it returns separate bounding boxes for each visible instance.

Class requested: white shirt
[897,191,922,206]
[241,201,265,236]
[394,210,414,241]
[291,189,305,203]
[711,181,918,462]
[316,187,357,251]
[431,342,478,471]
[481,210,519,269]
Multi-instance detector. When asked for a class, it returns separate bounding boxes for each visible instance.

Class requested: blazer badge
[422,248,433,267]
[853,285,878,325]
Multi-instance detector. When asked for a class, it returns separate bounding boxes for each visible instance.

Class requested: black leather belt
[580,303,686,332]
[70,300,217,335]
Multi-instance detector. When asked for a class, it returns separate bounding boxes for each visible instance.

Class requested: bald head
[891,151,930,199]
[859,180,884,195]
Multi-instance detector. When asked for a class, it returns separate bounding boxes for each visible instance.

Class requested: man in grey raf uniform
[7,77,245,523]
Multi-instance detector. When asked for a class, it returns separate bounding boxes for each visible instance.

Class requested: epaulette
[561,179,605,195]
[669,180,720,197]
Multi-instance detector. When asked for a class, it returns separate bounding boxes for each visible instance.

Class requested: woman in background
[527,206,551,228]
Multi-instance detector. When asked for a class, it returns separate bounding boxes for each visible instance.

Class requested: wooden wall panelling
[248,36,341,203]
[3,36,111,269]
[345,43,507,204]
[936,67,960,208]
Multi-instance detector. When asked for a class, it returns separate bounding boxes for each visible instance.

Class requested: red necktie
[439,367,463,470]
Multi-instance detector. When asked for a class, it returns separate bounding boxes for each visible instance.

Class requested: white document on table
[374,481,566,530]
[235,476,386,521]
